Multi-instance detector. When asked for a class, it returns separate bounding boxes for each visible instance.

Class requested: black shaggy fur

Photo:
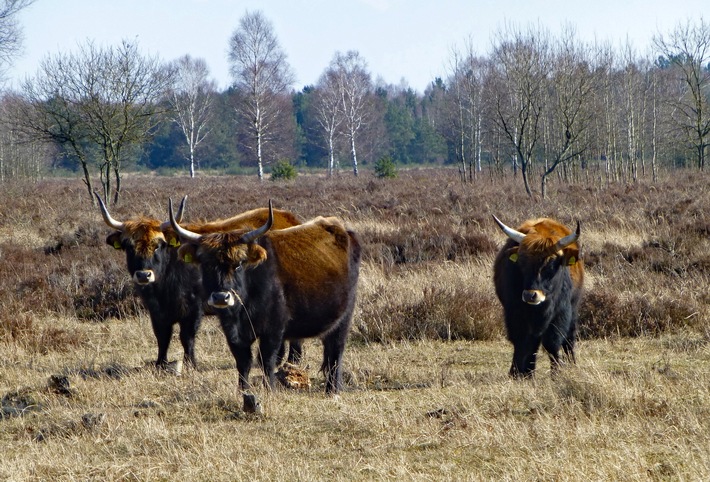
[107,230,204,368]
[492,219,584,377]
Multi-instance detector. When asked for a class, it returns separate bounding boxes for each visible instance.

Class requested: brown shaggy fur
[512,218,584,287]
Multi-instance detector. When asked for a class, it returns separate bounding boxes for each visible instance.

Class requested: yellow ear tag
[169,237,180,247]
[183,253,193,263]
[568,256,576,266]
[113,241,122,249]
[509,253,518,262]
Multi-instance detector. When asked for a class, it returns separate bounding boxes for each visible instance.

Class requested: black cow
[96,194,302,368]
[492,215,584,377]
[169,200,361,396]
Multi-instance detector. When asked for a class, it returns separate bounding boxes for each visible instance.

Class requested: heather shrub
[0,168,709,344]
[0,306,85,355]
[579,288,700,338]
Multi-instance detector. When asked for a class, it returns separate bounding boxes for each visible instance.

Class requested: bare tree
[490,23,551,197]
[444,47,469,182]
[0,0,35,80]
[538,27,596,198]
[18,40,173,204]
[169,55,216,178]
[654,18,710,170]
[0,94,49,181]
[228,10,294,180]
[328,50,372,176]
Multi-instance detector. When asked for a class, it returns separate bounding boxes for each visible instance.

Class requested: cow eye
[542,258,559,274]
[235,262,243,272]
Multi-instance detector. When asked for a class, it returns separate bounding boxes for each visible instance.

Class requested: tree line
[1,8,709,203]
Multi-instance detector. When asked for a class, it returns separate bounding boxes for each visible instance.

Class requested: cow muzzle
[522,290,546,305]
[208,291,237,309]
[133,270,156,285]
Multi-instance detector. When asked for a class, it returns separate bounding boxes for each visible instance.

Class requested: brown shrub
[356,286,502,343]
[0,308,85,354]
[579,289,700,339]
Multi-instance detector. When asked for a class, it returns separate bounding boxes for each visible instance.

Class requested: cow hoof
[165,360,182,376]
[242,393,263,415]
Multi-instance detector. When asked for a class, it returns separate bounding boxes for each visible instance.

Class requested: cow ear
[106,232,123,250]
[564,247,580,266]
[245,245,268,267]
[507,246,519,263]
[177,244,199,264]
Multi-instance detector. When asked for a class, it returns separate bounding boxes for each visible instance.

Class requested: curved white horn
[161,195,187,230]
[555,221,581,251]
[239,200,274,244]
[169,197,202,243]
[95,192,125,231]
[492,215,525,244]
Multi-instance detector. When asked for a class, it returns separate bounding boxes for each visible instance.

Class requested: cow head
[169,198,273,308]
[493,215,581,305]
[96,193,186,285]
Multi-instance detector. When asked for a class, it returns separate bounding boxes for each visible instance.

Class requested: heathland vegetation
[1,170,709,479]
[1,4,710,480]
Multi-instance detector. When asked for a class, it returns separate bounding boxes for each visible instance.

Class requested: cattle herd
[97,195,583,410]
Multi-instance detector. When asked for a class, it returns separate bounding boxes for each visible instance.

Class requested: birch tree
[313,69,343,176]
[169,55,216,178]
[328,50,372,176]
[228,10,294,180]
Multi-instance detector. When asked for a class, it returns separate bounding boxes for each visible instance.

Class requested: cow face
[96,193,186,286]
[494,216,581,306]
[106,220,170,285]
[505,244,579,305]
[170,198,274,309]
[177,231,268,308]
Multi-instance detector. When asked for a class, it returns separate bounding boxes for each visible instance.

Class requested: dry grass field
[1,168,709,480]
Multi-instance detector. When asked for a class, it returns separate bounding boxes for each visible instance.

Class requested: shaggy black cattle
[169,200,361,396]
[492,215,584,377]
[96,194,301,368]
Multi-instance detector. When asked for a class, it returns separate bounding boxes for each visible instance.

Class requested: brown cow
[169,200,361,397]
[492,216,584,377]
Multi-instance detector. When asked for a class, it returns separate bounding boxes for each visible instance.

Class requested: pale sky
[6,0,707,93]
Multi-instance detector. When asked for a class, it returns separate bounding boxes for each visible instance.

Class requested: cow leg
[275,342,287,366]
[321,322,350,395]
[543,342,562,374]
[545,310,576,371]
[286,340,303,365]
[510,337,540,378]
[258,334,283,389]
[151,316,173,368]
[219,318,254,390]
[562,321,578,364]
[178,316,201,368]
[274,339,303,366]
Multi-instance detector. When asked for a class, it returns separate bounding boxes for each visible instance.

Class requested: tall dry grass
[1,168,709,479]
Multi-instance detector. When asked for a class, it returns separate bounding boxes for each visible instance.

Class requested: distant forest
[2,10,709,201]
